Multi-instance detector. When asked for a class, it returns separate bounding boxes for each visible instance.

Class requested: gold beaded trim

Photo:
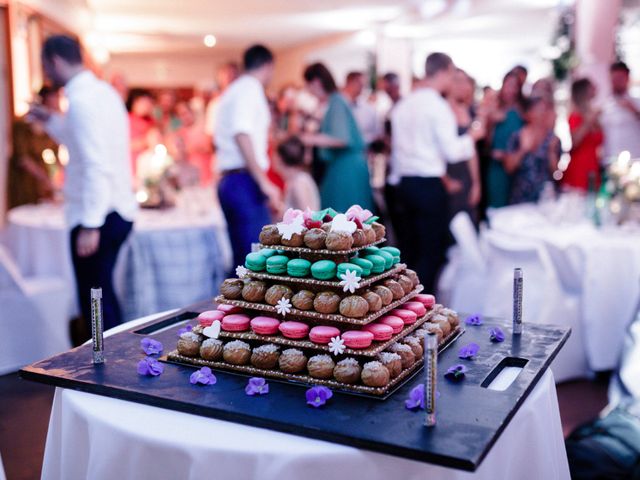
[245,263,407,290]
[214,285,424,326]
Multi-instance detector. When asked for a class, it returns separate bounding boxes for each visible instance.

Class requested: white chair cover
[0,246,72,375]
[482,231,589,382]
[441,213,488,314]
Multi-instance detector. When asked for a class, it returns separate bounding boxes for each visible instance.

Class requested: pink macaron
[390,308,418,325]
[221,314,251,332]
[414,294,436,309]
[362,323,394,341]
[342,330,374,349]
[309,326,341,344]
[402,301,427,317]
[217,304,243,314]
[279,321,310,339]
[197,310,225,327]
[250,316,281,335]
[377,315,405,334]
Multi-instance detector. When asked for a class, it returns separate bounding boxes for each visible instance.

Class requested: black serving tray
[20,301,569,472]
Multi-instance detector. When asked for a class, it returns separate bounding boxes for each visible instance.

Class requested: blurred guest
[274,84,300,134]
[510,64,529,95]
[30,35,136,331]
[531,77,555,103]
[391,53,484,293]
[487,71,524,208]
[505,96,560,204]
[215,45,282,270]
[564,78,603,191]
[601,61,640,161]
[155,90,181,133]
[173,102,214,185]
[301,62,374,212]
[343,71,380,146]
[205,62,240,141]
[126,88,155,177]
[276,136,320,211]
[109,72,128,102]
[381,72,402,106]
[447,69,482,222]
[8,86,60,208]
[381,72,406,248]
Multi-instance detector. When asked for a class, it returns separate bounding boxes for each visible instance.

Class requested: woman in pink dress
[172,102,214,185]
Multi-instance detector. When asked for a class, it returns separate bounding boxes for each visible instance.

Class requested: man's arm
[433,100,484,163]
[234,133,282,215]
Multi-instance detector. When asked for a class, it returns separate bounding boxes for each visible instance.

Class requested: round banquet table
[487,201,640,372]
[4,193,231,322]
[40,313,570,480]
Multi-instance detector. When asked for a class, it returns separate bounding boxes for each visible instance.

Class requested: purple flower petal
[137,357,164,377]
[177,324,193,336]
[489,327,505,343]
[306,386,332,408]
[189,367,217,385]
[140,337,163,356]
[444,364,467,382]
[245,377,269,396]
[465,314,483,326]
[458,342,480,360]
[405,384,425,410]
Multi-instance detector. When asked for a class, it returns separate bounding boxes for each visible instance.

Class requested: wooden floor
[0,372,609,480]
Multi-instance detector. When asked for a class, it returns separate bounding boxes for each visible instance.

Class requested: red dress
[563,112,603,190]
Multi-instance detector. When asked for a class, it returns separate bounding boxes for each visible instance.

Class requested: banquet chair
[0,245,72,375]
[439,212,488,313]
[482,231,589,382]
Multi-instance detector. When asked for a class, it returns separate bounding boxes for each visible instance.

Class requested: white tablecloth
[41,315,569,480]
[4,195,231,321]
[488,203,640,371]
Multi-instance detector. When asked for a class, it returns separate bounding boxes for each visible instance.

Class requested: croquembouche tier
[168,205,462,396]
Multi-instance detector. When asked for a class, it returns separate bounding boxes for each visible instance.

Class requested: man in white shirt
[215,45,282,270]
[29,35,137,332]
[600,61,640,162]
[204,62,240,140]
[390,52,484,293]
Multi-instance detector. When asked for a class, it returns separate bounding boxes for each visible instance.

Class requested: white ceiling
[81,0,567,54]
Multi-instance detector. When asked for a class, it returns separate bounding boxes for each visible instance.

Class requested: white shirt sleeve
[229,85,259,136]
[432,98,475,163]
[45,113,66,144]
[67,98,113,228]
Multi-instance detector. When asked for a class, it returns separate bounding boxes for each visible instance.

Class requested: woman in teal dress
[301,63,374,213]
[487,71,524,208]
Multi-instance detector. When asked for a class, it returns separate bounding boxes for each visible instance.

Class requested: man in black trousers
[29,35,137,333]
[389,53,484,293]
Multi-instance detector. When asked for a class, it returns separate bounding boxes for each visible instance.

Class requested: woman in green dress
[300,63,374,213]
[486,71,524,208]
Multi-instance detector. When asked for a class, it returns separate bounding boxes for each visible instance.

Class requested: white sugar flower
[235,265,249,279]
[276,216,305,240]
[328,336,346,356]
[339,269,362,293]
[275,297,292,316]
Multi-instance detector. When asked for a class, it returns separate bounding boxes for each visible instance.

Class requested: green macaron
[337,262,364,279]
[287,258,311,277]
[376,250,394,270]
[350,257,373,276]
[361,246,380,256]
[363,254,386,274]
[259,248,277,258]
[245,252,267,272]
[310,260,337,280]
[380,246,401,264]
[266,255,289,275]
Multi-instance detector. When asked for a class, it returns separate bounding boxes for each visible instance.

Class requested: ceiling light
[203,34,216,48]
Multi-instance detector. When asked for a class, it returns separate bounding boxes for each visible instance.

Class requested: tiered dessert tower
[168,207,462,397]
